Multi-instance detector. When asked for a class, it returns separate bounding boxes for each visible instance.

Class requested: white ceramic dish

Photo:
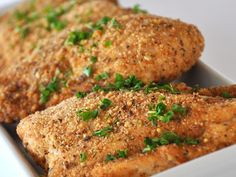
[0,3,236,177]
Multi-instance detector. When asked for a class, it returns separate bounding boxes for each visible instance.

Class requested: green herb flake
[77,109,99,121]
[45,2,75,31]
[39,77,59,104]
[95,72,109,81]
[184,138,200,145]
[80,152,87,162]
[92,84,102,92]
[110,18,122,29]
[221,91,233,99]
[145,83,180,94]
[65,31,91,45]
[76,92,87,99]
[91,16,111,31]
[113,74,144,91]
[148,101,187,125]
[117,149,128,158]
[100,98,112,110]
[90,56,97,63]
[105,154,116,162]
[104,40,112,47]
[15,26,30,39]
[143,131,198,153]
[132,4,147,14]
[93,126,113,137]
[172,104,187,116]
[14,10,28,21]
[83,66,93,77]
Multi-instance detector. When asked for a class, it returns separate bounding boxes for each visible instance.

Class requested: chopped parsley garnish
[132,4,147,14]
[46,9,67,31]
[143,131,199,153]
[93,126,113,137]
[90,56,97,63]
[83,66,93,77]
[76,92,87,99]
[14,10,28,21]
[95,72,109,81]
[65,31,91,45]
[105,154,116,162]
[39,77,59,104]
[92,84,102,92]
[145,83,180,94]
[15,26,30,39]
[91,16,111,31]
[104,40,112,47]
[77,109,99,121]
[148,98,187,125]
[89,16,121,32]
[100,98,112,110]
[110,18,122,29]
[14,10,39,23]
[184,138,200,145]
[105,149,128,162]
[45,2,75,31]
[114,74,144,91]
[80,152,87,162]
[117,149,128,158]
[92,74,144,92]
[97,16,111,26]
[221,91,233,99]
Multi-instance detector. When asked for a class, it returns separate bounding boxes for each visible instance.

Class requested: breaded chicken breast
[17,90,236,177]
[0,13,204,122]
[0,0,119,72]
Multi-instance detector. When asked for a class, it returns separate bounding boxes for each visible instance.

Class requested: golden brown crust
[0,1,129,123]
[0,0,119,72]
[0,13,204,122]
[17,90,236,177]
[174,83,236,98]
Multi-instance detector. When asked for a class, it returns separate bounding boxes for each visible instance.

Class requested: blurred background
[0,0,235,81]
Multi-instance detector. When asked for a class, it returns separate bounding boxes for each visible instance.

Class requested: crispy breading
[0,0,118,72]
[0,1,130,123]
[0,13,204,123]
[173,83,236,98]
[17,90,236,177]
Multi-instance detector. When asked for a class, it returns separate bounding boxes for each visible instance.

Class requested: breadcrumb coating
[0,12,204,122]
[17,90,236,177]
[0,0,118,72]
[0,1,130,122]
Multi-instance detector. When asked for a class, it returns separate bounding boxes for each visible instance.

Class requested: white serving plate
[0,2,236,177]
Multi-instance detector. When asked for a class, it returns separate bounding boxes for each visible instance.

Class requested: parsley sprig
[132,4,147,14]
[76,109,99,121]
[143,131,199,152]
[148,97,187,125]
[105,149,128,162]
[145,83,180,94]
[221,91,233,99]
[95,72,109,81]
[93,126,113,137]
[76,98,112,121]
[39,77,59,104]
[65,31,91,45]
[80,152,87,162]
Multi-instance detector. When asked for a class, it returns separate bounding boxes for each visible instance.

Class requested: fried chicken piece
[0,0,118,72]
[0,1,130,123]
[0,13,204,122]
[17,90,236,177]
